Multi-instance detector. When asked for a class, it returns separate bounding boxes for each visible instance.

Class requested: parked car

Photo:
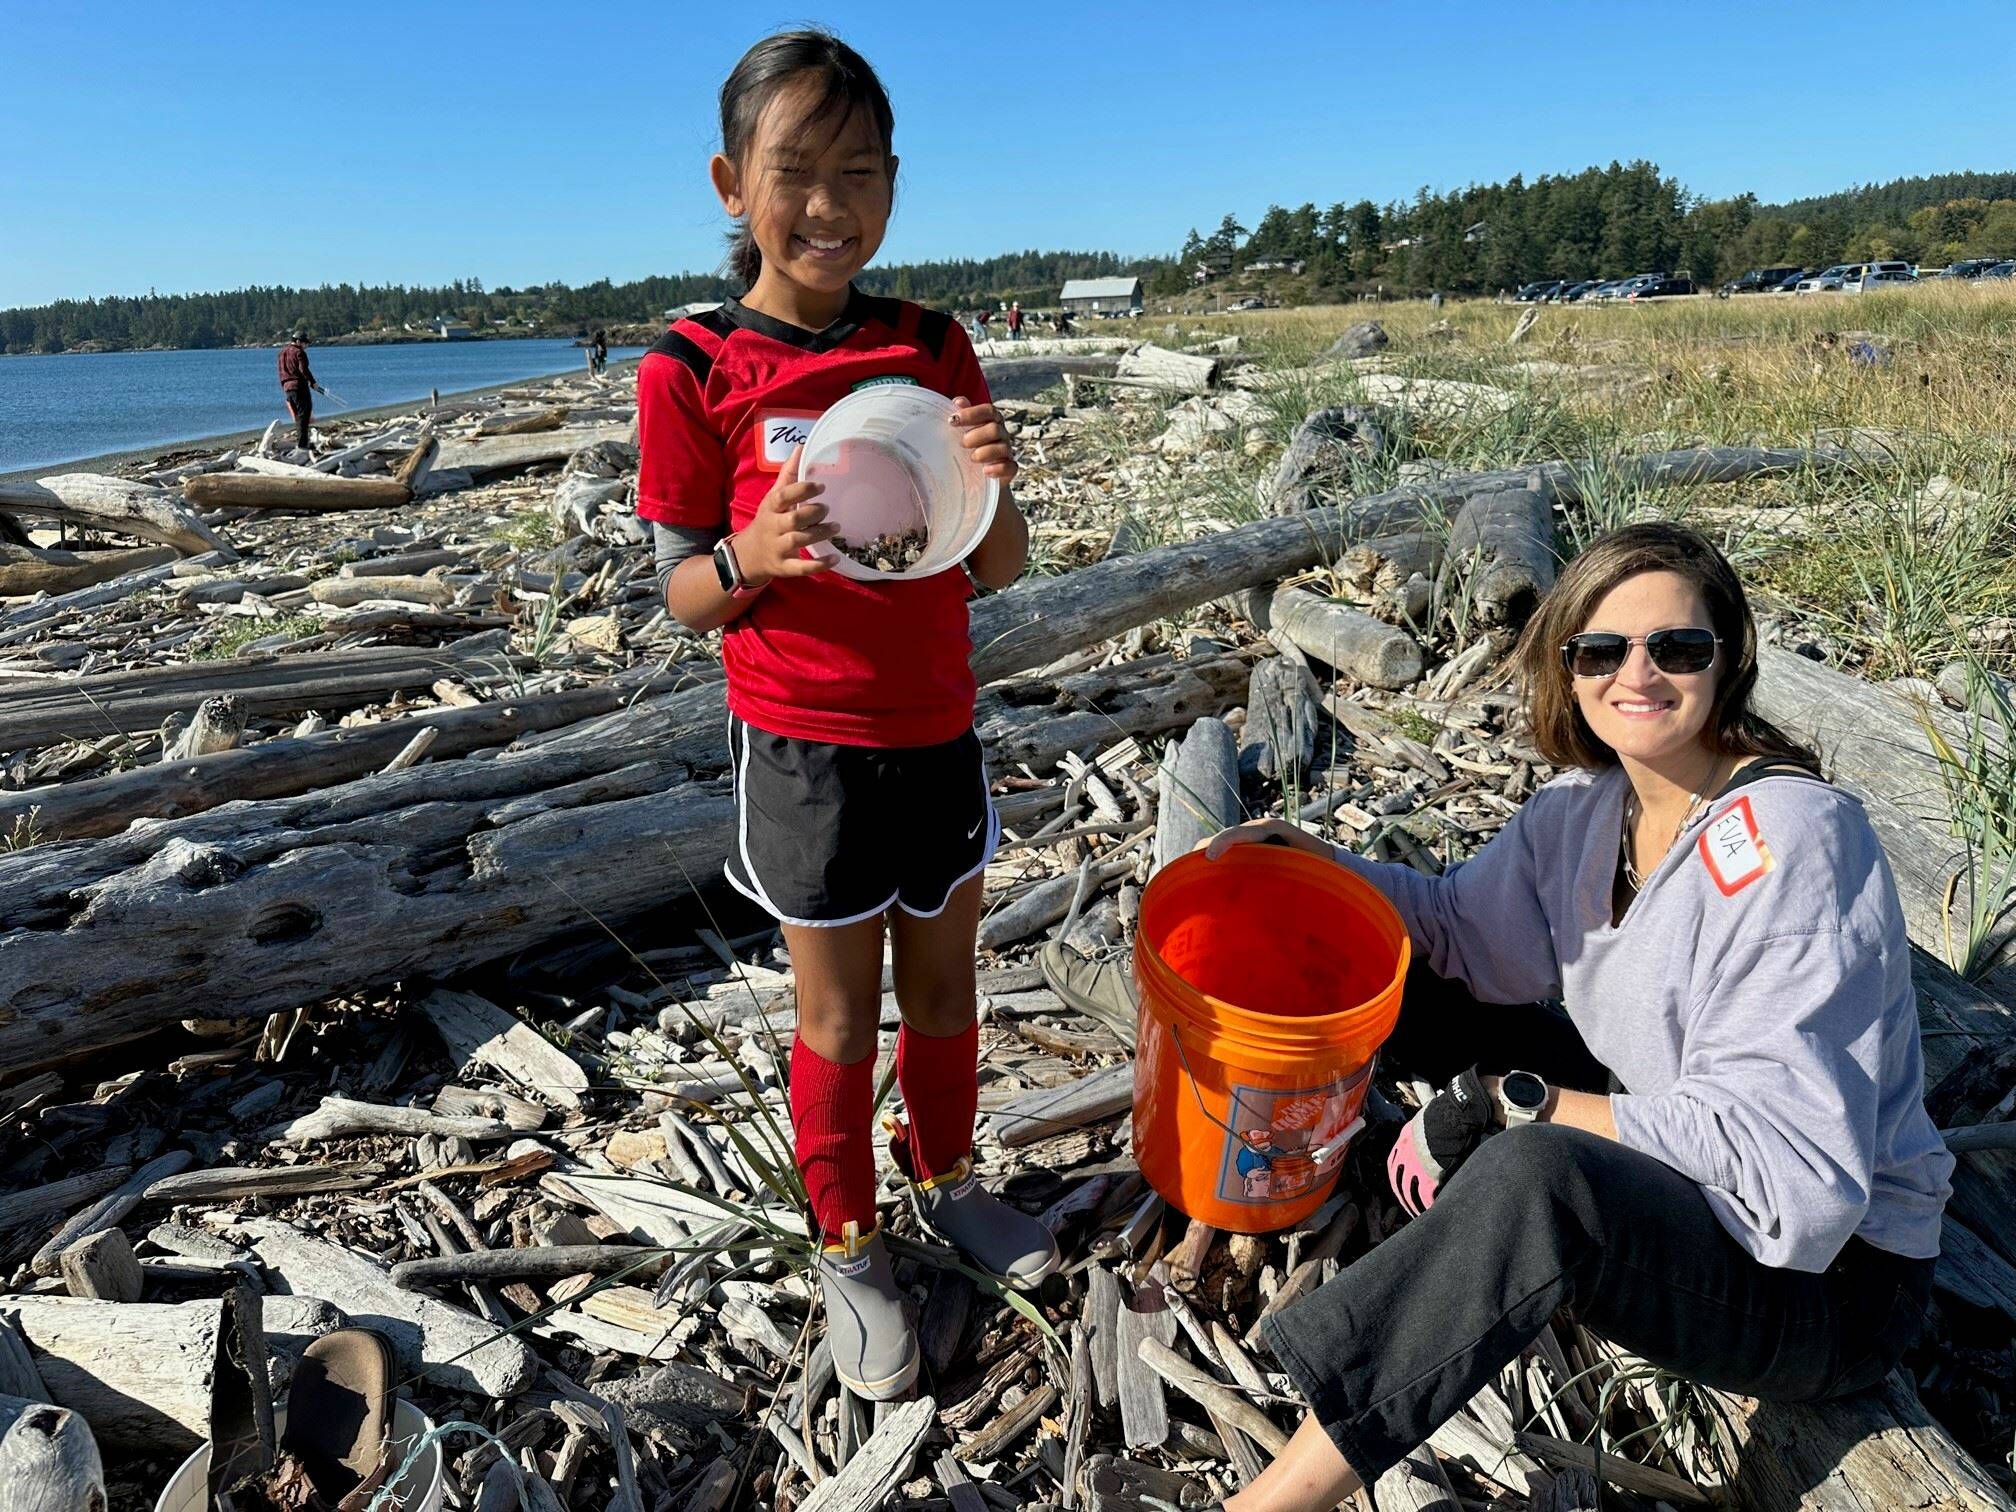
[1559,279,1603,302]
[1795,265,1856,293]
[1935,258,2005,280]
[1844,261,1915,292]
[1774,268,1814,291]
[1981,261,2016,280]
[1628,277,1696,300]
[1720,265,1803,296]
[1227,297,1267,311]
[1514,280,1567,302]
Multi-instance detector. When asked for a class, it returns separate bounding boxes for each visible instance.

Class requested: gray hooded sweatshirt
[1333,766,1952,1272]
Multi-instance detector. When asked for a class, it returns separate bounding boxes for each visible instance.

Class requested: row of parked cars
[1513,275,1696,303]
[1720,259,2016,294]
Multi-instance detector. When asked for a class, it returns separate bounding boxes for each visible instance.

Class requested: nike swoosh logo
[967,817,984,839]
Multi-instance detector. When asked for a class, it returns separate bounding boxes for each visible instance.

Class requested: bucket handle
[1168,1026,1373,1169]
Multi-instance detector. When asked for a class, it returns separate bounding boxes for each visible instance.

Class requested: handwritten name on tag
[755,411,820,471]
[1698,795,1774,896]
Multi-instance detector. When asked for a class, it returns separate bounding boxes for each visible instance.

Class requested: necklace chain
[1621,754,1728,892]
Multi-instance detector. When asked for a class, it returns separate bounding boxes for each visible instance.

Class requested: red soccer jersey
[637,290,991,748]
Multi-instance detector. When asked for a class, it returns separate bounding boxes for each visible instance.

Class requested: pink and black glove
[1386,1066,1496,1216]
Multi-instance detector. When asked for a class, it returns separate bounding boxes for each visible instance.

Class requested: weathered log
[144,1163,378,1205]
[6,1291,264,1453]
[475,405,571,438]
[0,1171,130,1246]
[1155,717,1241,871]
[240,1219,538,1397]
[306,572,456,609]
[1136,1336,1288,1453]
[29,1150,192,1277]
[0,554,224,635]
[418,988,590,1112]
[1239,653,1316,782]
[393,425,440,491]
[0,636,514,753]
[271,1095,515,1144]
[0,475,233,556]
[390,1245,657,1289]
[182,473,412,513]
[1264,405,1385,515]
[1270,585,1425,689]
[0,448,1889,1069]
[1337,529,1443,596]
[161,693,245,763]
[0,543,178,598]
[1112,343,1219,395]
[988,1064,1133,1147]
[0,1395,106,1512]
[0,1317,47,1403]
[1438,483,1558,630]
[436,423,634,476]
[1718,1371,2011,1510]
[797,1396,934,1512]
[0,666,692,843]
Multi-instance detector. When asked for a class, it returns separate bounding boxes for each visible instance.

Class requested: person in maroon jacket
[277,332,325,453]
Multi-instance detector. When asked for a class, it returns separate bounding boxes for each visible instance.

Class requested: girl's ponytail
[718,30,895,292]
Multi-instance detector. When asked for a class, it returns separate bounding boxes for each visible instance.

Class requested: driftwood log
[1239,653,1317,782]
[0,446,1887,1069]
[437,423,634,476]
[0,1395,105,1512]
[0,636,516,753]
[1155,717,1241,871]
[1112,344,1219,395]
[182,472,412,513]
[0,543,178,598]
[5,1290,268,1454]
[1270,584,1426,689]
[1264,404,1385,515]
[0,475,233,556]
[1438,482,1558,629]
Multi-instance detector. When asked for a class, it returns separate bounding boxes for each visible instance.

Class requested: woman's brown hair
[1515,521,1816,771]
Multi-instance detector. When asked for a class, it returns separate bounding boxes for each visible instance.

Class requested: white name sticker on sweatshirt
[1698,795,1774,896]
[753,411,820,472]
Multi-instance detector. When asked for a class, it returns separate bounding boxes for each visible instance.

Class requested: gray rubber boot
[906,1154,1062,1289]
[815,1222,919,1399]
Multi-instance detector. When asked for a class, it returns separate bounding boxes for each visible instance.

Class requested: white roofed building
[1059,277,1144,314]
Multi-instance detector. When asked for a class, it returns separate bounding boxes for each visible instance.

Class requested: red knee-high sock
[790,1037,878,1242]
[895,1020,980,1181]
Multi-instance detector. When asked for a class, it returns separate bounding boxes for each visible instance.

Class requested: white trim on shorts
[725,717,900,929]
[895,750,1001,918]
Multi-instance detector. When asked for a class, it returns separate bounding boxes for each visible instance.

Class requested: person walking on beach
[277,332,324,454]
[1006,300,1024,340]
[593,328,609,376]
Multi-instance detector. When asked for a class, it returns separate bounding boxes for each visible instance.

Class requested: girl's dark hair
[719,31,895,290]
[1514,521,1816,771]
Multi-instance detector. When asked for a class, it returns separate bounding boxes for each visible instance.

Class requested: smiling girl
[636,31,1054,1401]
[1192,523,1951,1512]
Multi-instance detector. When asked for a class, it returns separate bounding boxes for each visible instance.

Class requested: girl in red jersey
[638,31,1058,1400]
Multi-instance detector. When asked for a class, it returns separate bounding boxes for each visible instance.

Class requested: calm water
[0,338,645,476]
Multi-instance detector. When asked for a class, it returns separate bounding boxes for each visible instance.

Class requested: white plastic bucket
[156,1399,442,1512]
[799,385,1000,582]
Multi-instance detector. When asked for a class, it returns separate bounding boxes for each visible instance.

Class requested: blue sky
[4,1,2013,308]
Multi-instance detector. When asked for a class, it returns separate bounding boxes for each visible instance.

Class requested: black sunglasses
[1560,627,1720,678]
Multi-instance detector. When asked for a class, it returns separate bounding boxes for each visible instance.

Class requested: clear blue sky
[5,1,2014,309]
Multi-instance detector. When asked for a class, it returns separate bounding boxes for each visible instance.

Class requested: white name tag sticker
[1698,795,1774,896]
[754,411,820,472]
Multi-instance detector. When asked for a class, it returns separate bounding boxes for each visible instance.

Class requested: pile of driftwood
[1,338,2013,1511]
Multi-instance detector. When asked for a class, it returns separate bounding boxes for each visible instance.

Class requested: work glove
[1386,1065,1497,1216]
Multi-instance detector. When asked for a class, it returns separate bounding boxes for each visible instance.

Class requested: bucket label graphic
[1215,1069,1370,1205]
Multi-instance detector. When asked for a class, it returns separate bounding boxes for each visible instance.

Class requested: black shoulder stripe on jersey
[649,328,714,386]
[691,306,739,341]
[856,292,905,332]
[913,306,952,361]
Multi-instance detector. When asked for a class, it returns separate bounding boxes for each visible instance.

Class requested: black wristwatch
[712,535,764,600]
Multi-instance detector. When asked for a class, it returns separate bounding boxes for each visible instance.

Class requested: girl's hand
[1198,817,1330,860]
[734,448,839,585]
[951,397,1018,485]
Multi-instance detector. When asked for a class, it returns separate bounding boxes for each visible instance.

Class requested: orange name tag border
[1697,794,1774,896]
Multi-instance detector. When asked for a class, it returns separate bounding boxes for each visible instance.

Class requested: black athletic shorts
[724,715,999,927]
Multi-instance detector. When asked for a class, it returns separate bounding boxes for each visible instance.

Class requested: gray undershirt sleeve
[654,521,724,606]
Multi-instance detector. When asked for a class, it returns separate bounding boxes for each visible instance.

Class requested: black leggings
[284,382,313,450]
[1260,970,1934,1485]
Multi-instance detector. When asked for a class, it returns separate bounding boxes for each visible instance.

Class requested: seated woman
[1202,521,1953,1512]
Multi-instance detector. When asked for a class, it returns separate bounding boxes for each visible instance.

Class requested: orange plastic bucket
[1132,844,1410,1233]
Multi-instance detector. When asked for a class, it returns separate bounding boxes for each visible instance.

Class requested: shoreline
[0,356,643,489]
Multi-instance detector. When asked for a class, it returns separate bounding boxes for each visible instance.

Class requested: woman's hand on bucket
[1199,817,1333,861]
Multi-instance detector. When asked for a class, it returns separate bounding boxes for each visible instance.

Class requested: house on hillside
[1060,276,1144,315]
[1246,259,1305,274]
[435,318,473,340]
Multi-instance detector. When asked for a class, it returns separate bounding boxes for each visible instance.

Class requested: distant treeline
[0,251,1160,355]
[11,168,2016,353]
[1162,166,2016,296]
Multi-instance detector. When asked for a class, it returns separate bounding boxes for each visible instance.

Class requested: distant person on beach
[1005,300,1023,340]
[276,332,324,453]
[590,328,609,377]
[975,307,991,345]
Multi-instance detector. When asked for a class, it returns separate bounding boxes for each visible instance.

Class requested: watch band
[713,535,766,600]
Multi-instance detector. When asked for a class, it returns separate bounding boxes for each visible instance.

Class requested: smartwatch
[1497,1070,1549,1127]
[712,535,765,600]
